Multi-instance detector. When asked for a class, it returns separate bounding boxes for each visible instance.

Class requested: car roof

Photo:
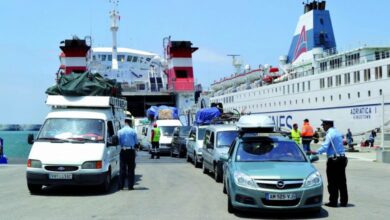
[239,134,292,142]
[206,124,238,132]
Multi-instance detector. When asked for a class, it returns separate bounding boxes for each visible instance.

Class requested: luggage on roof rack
[236,115,275,135]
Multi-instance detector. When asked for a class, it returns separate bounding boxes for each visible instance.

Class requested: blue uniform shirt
[118,125,138,149]
[317,127,345,157]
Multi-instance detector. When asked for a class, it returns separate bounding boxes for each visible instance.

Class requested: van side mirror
[27,134,34,144]
[220,154,229,162]
[109,135,119,146]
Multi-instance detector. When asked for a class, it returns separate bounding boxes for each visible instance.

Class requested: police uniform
[118,122,138,190]
[315,119,348,207]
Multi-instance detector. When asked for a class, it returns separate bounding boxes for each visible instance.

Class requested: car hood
[28,142,106,165]
[235,162,317,179]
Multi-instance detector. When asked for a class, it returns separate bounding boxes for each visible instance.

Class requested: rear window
[179,126,191,136]
[217,130,238,148]
[160,126,176,136]
[236,137,306,162]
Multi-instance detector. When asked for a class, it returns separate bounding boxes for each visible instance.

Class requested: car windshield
[217,130,238,148]
[235,137,306,162]
[160,126,176,136]
[179,126,191,136]
[197,128,206,140]
[37,118,105,143]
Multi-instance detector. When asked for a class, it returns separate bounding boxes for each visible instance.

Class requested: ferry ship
[56,1,198,119]
[207,0,390,134]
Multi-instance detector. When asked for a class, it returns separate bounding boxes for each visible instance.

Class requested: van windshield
[37,118,105,143]
[198,128,206,140]
[217,131,238,148]
[160,126,177,137]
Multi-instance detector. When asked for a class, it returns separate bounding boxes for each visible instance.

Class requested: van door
[187,127,196,159]
[107,121,120,176]
[203,130,214,169]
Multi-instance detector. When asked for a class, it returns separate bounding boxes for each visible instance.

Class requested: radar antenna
[227,54,242,74]
[109,0,120,70]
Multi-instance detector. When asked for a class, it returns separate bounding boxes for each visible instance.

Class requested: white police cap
[321,118,334,125]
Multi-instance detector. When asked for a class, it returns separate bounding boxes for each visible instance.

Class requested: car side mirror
[188,137,195,141]
[220,154,229,162]
[309,155,319,163]
[27,134,34,144]
[109,135,119,146]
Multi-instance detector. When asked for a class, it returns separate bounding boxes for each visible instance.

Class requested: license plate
[49,173,73,180]
[266,193,296,200]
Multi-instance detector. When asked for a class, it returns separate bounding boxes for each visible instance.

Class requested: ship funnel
[287,1,336,64]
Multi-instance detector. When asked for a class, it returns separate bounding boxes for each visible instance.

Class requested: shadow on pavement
[233,208,329,219]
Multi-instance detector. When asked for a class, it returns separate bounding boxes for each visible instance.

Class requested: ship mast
[109,0,120,70]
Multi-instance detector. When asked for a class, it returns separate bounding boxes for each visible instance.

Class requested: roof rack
[209,112,240,125]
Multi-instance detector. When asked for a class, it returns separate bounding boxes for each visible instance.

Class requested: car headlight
[234,171,257,189]
[82,161,103,169]
[27,159,42,168]
[304,171,322,188]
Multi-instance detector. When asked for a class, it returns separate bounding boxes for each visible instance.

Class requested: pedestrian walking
[368,129,376,148]
[346,128,354,151]
[301,119,314,153]
[150,123,161,159]
[312,119,348,207]
[118,118,138,190]
[290,123,301,145]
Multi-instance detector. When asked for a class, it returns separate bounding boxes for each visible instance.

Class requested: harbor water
[0,131,38,164]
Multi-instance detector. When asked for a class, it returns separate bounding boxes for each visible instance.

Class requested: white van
[26,95,126,194]
[143,119,182,154]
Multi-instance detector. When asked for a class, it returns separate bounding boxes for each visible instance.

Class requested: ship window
[388,65,390,77]
[117,55,125,62]
[348,93,351,99]
[330,95,333,101]
[320,18,324,25]
[323,96,325,102]
[108,55,112,61]
[132,56,138,62]
[344,73,350,85]
[283,86,285,95]
[297,83,300,92]
[302,82,305,92]
[292,84,295,93]
[375,66,383,79]
[146,58,151,62]
[335,75,341,86]
[327,77,333,87]
[368,90,371,97]
[284,101,286,105]
[290,100,292,105]
[357,92,360,98]
[301,99,304,104]
[380,89,383,95]
[320,62,327,72]
[127,55,133,62]
[279,101,281,106]
[315,97,318,102]
[320,78,325,89]
[295,100,298,104]
[287,85,290,93]
[354,71,360,83]
[92,55,97,61]
[101,55,107,61]
[364,68,371,81]
[339,94,341,100]
[346,53,360,66]
[308,98,310,103]
[330,57,342,69]
[308,81,311,90]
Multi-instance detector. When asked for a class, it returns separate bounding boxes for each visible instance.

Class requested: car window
[235,137,306,162]
[203,130,211,146]
[160,126,176,136]
[197,128,206,140]
[217,131,238,148]
[179,126,191,136]
[209,132,215,148]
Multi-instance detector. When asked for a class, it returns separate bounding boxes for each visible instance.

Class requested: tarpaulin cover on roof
[46,72,121,96]
[146,105,179,120]
[195,107,221,125]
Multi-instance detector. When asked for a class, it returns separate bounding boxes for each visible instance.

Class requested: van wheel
[214,165,222,182]
[202,161,209,174]
[27,183,42,194]
[194,154,201,168]
[100,171,111,193]
[223,179,227,194]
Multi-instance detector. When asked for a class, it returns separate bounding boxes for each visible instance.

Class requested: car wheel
[194,154,201,168]
[202,161,208,174]
[223,179,227,194]
[100,170,111,193]
[27,183,42,194]
[228,194,235,214]
[214,165,222,182]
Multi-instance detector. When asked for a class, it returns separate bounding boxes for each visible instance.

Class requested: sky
[1,0,390,124]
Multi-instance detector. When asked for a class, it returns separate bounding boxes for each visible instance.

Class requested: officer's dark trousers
[151,142,160,159]
[120,149,136,189]
[326,156,348,205]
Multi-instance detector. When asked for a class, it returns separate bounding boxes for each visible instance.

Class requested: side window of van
[189,128,196,139]
[209,132,215,149]
[203,130,211,147]
[107,121,114,137]
[114,121,121,133]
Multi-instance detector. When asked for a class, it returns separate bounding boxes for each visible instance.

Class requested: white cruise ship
[207,1,390,134]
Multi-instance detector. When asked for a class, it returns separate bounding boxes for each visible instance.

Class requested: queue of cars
[137,114,323,214]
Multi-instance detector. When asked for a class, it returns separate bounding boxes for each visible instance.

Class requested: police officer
[118,118,138,190]
[150,123,161,159]
[312,119,348,207]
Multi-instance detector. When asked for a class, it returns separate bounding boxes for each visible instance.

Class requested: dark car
[171,126,191,157]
